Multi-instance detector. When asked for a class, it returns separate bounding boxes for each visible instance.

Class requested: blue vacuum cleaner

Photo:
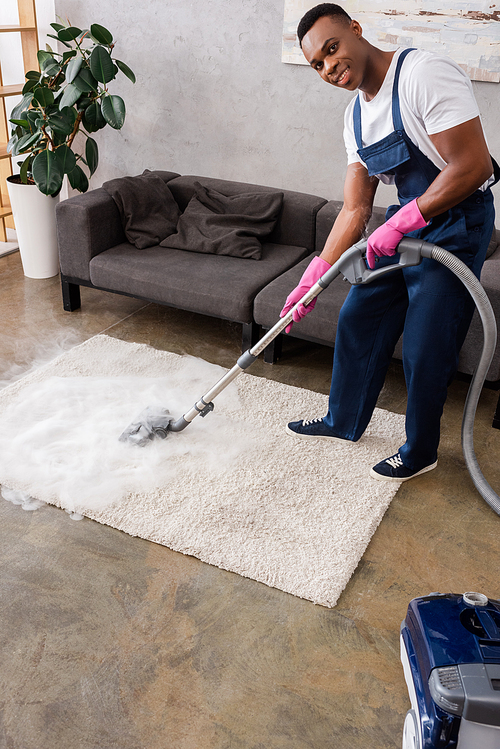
[401,592,500,748]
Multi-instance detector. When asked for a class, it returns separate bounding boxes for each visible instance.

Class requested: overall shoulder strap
[392,48,416,131]
[353,95,362,149]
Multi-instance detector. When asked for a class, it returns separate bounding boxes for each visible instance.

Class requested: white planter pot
[6,176,60,279]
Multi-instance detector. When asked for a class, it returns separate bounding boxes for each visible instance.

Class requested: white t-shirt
[343,47,493,188]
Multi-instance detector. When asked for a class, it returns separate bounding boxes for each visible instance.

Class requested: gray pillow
[103,170,181,249]
[160,181,284,260]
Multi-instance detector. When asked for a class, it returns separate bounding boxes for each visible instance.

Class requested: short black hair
[297,3,352,47]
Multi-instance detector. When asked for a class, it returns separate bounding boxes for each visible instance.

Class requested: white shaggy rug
[0,335,406,607]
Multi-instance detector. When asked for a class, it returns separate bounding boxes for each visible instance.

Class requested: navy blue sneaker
[286,418,347,442]
[370,452,437,482]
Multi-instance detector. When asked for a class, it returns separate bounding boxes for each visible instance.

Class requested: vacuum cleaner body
[401,592,500,749]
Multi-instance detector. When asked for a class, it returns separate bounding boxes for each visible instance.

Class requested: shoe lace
[386,453,403,468]
[302,418,323,427]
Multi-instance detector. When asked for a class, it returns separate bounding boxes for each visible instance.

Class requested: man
[281,3,498,481]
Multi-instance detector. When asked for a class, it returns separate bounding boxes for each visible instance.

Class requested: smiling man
[281,3,498,481]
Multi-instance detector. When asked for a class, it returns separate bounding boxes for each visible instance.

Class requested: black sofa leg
[264,333,283,364]
[493,392,500,429]
[61,278,81,312]
[241,321,260,352]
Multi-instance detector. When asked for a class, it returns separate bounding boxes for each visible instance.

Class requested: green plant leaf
[10,94,33,122]
[14,131,41,156]
[62,50,77,63]
[43,61,61,77]
[48,111,73,136]
[26,70,41,81]
[73,68,99,93]
[9,118,30,129]
[22,78,38,94]
[48,32,70,48]
[32,86,55,107]
[62,106,78,126]
[82,101,106,132]
[50,22,65,32]
[76,96,92,112]
[90,24,113,45]
[20,154,33,183]
[101,95,125,129]
[58,27,82,42]
[54,144,77,174]
[115,59,136,84]
[65,56,83,83]
[85,137,99,175]
[7,134,18,154]
[58,83,81,109]
[32,150,64,195]
[90,46,115,84]
[52,131,67,148]
[37,50,54,69]
[67,164,89,193]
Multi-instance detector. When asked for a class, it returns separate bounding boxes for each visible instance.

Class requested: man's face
[301,16,365,91]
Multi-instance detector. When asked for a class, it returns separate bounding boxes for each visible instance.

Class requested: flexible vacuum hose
[422,242,500,515]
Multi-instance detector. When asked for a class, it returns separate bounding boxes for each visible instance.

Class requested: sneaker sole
[369,460,438,482]
[285,425,348,443]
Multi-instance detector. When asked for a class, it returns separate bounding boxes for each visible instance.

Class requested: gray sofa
[55,171,327,350]
[253,200,500,427]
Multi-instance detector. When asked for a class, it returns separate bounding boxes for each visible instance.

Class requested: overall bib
[323,48,497,470]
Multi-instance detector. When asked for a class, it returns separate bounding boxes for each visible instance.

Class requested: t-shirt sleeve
[343,98,363,165]
[404,56,480,135]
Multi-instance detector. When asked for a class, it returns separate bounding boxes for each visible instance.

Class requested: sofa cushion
[102,170,181,249]
[89,242,310,324]
[160,182,284,260]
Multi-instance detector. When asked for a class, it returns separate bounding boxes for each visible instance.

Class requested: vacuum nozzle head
[119,406,173,447]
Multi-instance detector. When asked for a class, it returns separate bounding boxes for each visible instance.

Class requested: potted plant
[6,19,135,278]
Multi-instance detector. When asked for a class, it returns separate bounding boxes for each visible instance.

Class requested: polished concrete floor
[1,249,499,749]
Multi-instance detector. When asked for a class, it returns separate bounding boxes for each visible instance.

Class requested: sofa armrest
[56,188,124,282]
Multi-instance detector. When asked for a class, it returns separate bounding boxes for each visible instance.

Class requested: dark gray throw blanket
[160,181,284,260]
[103,171,181,249]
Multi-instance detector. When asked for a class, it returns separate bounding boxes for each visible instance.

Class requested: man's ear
[350,20,363,38]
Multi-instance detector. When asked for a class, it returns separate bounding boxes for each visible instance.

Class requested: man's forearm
[319,205,372,265]
[417,159,493,221]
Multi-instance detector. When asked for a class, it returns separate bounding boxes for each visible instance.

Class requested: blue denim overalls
[323,48,497,470]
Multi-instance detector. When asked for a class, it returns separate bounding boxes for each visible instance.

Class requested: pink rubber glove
[366,199,428,269]
[280,256,331,333]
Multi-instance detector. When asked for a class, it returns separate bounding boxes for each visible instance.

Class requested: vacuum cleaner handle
[335,237,426,287]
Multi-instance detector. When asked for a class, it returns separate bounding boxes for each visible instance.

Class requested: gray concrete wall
[55,0,500,211]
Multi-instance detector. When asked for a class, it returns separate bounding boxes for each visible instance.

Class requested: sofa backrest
[166,175,327,253]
